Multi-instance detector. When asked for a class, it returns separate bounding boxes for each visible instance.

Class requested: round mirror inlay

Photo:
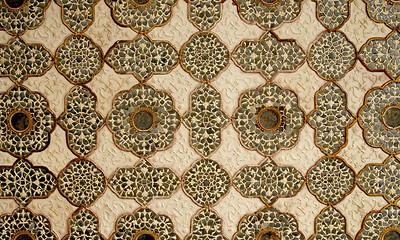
[259,0,280,5]
[9,110,32,133]
[4,0,26,9]
[137,233,156,240]
[383,106,400,129]
[257,108,281,132]
[131,108,155,131]
[383,229,400,240]
[131,0,152,7]
[14,232,34,240]
[258,230,280,240]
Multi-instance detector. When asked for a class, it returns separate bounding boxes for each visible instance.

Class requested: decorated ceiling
[0,0,399,239]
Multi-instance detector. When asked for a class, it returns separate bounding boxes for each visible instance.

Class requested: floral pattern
[233,83,305,156]
[233,207,305,240]
[64,208,106,240]
[58,159,106,207]
[180,32,229,82]
[359,31,400,81]
[308,82,355,155]
[108,159,180,205]
[0,0,50,35]
[56,0,99,33]
[310,206,352,240]
[357,155,400,203]
[105,0,178,33]
[187,0,225,30]
[358,81,400,154]
[183,84,229,157]
[363,0,400,29]
[314,0,352,30]
[109,208,180,240]
[58,85,104,158]
[183,159,230,207]
[307,156,355,204]
[0,208,56,240]
[357,204,400,240]
[0,37,53,84]
[233,0,303,30]
[232,31,306,81]
[233,158,305,206]
[0,159,56,206]
[105,34,179,82]
[308,31,356,80]
[186,208,228,240]
[107,84,180,157]
[0,86,55,158]
[55,34,103,85]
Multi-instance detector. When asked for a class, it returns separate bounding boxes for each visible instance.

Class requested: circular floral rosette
[0,85,55,158]
[107,84,180,157]
[233,83,305,156]
[358,81,400,154]
[0,0,50,35]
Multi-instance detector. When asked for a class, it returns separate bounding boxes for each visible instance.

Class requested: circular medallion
[383,106,400,129]
[3,0,27,10]
[13,232,34,240]
[257,108,281,132]
[387,0,400,4]
[259,0,281,5]
[383,229,400,240]
[8,110,32,134]
[257,230,280,240]
[130,0,153,7]
[131,108,156,132]
[136,232,157,240]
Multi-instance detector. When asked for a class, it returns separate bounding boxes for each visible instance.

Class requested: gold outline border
[256,229,280,240]
[231,31,306,82]
[363,0,400,30]
[306,81,356,155]
[3,0,28,11]
[312,0,353,30]
[381,104,400,130]
[185,0,226,31]
[130,0,153,8]
[8,109,33,134]
[257,107,282,132]
[130,107,157,132]
[306,155,356,205]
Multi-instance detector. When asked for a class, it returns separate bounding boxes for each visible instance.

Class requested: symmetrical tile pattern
[363,0,400,29]
[187,0,224,30]
[56,0,99,33]
[314,0,352,30]
[310,206,352,240]
[64,208,106,240]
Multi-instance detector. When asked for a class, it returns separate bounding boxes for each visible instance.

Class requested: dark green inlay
[259,231,280,240]
[260,0,280,4]
[258,109,280,130]
[4,0,26,8]
[384,230,400,240]
[15,234,33,240]
[137,233,155,240]
[384,106,400,128]
[10,112,30,132]
[133,110,154,131]
[133,0,151,5]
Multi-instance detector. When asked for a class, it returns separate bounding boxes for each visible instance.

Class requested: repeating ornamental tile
[108,159,180,205]
[56,0,99,34]
[363,0,400,29]
[232,207,305,240]
[58,159,106,207]
[0,208,57,240]
[0,37,53,84]
[58,85,104,158]
[356,204,400,240]
[307,156,355,204]
[308,30,357,81]
[186,0,225,31]
[0,0,50,36]
[106,84,180,157]
[359,31,400,81]
[314,0,352,30]
[183,84,229,157]
[55,34,103,85]
[109,208,180,240]
[0,159,56,206]
[233,83,305,156]
[105,0,178,33]
[105,34,179,82]
[358,81,400,154]
[233,0,303,30]
[233,157,305,206]
[357,155,400,203]
[63,208,106,240]
[186,208,228,240]
[308,82,355,155]
[183,159,230,207]
[310,205,353,240]
[180,32,229,82]
[0,85,56,158]
[232,31,306,81]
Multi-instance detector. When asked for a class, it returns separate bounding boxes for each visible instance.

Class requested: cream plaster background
[0,0,394,239]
